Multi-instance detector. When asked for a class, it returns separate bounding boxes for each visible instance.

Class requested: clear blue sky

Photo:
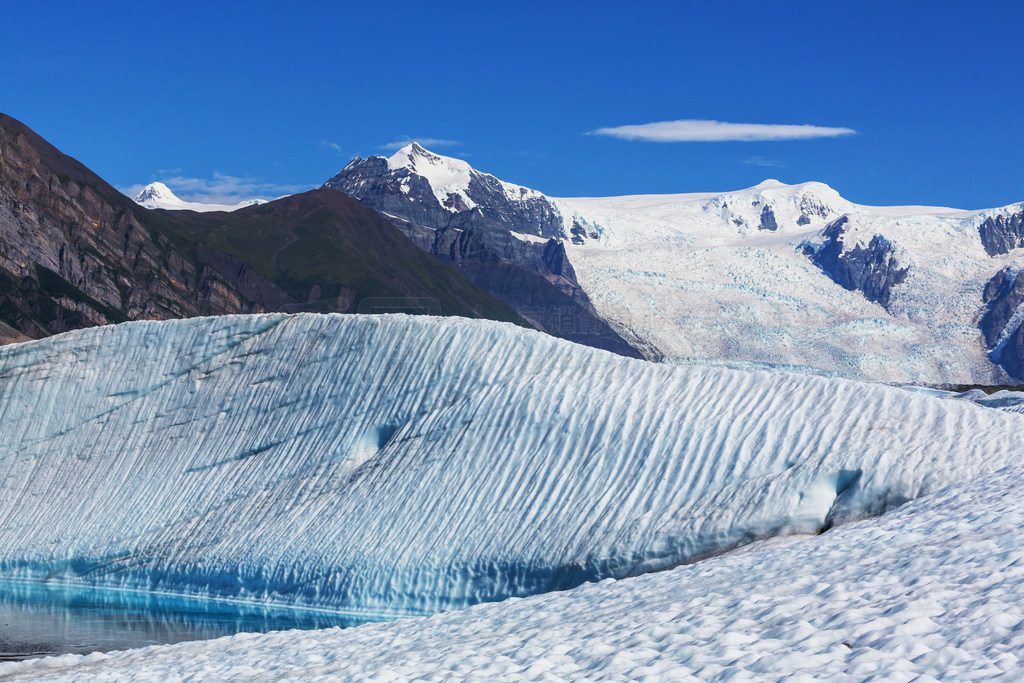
[2,0,1021,209]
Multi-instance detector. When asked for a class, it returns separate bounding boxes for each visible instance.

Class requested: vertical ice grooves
[0,313,1022,616]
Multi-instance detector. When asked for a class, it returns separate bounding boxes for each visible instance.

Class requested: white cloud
[120,173,313,204]
[320,141,343,154]
[743,156,787,168]
[379,136,462,151]
[589,119,856,142]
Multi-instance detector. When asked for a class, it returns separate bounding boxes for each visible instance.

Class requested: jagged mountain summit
[325,145,1024,383]
[323,143,638,357]
[0,114,523,342]
[332,142,593,239]
[133,182,267,212]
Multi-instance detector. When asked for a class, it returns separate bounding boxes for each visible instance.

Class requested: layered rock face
[323,143,640,357]
[0,114,260,339]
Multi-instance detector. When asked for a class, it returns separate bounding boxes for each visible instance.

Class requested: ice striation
[7,460,1024,679]
[0,314,1022,618]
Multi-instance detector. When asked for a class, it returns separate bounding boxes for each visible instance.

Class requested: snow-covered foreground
[5,463,1024,680]
[1,313,1022,622]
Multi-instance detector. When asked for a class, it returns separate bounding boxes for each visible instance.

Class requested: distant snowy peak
[132,182,267,213]
[384,142,546,211]
[699,179,855,234]
[133,181,184,208]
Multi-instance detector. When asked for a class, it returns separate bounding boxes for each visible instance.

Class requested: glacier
[6,463,1024,679]
[1,313,1023,621]
[559,188,1024,384]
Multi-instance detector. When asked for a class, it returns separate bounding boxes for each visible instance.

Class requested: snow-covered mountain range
[132,182,266,212]
[324,145,1024,384]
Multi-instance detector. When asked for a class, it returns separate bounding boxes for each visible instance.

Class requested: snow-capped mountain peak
[130,182,267,212]
[386,141,464,172]
[324,145,589,241]
[133,182,185,208]
[385,143,477,206]
[699,179,854,233]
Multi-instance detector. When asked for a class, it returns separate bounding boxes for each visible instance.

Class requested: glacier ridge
[0,313,1022,617]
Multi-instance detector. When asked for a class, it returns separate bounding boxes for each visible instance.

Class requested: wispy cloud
[743,156,787,168]
[379,136,462,152]
[589,119,856,142]
[120,172,313,204]
[320,140,344,154]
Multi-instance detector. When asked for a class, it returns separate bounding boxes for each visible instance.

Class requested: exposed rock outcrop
[980,267,1024,379]
[805,216,910,309]
[979,210,1024,256]
[0,113,261,340]
[758,205,778,231]
[322,145,640,357]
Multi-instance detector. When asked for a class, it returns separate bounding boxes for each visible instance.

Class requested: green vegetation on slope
[142,189,527,323]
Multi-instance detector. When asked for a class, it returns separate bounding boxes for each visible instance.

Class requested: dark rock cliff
[805,216,910,309]
[980,267,1024,380]
[979,210,1024,256]
[322,146,642,358]
[0,113,262,339]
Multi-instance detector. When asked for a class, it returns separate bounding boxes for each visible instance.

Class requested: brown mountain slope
[0,114,524,341]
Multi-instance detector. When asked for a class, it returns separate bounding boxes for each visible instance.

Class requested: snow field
[558,187,1020,384]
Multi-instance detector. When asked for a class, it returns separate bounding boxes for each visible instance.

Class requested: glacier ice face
[9,462,1024,680]
[0,313,1022,617]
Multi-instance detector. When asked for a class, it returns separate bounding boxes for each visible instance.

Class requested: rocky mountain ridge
[0,115,523,342]
[323,143,638,357]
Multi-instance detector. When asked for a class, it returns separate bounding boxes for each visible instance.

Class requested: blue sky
[1,1,1021,208]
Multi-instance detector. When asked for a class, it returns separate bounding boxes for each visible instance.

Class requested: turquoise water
[0,580,378,661]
